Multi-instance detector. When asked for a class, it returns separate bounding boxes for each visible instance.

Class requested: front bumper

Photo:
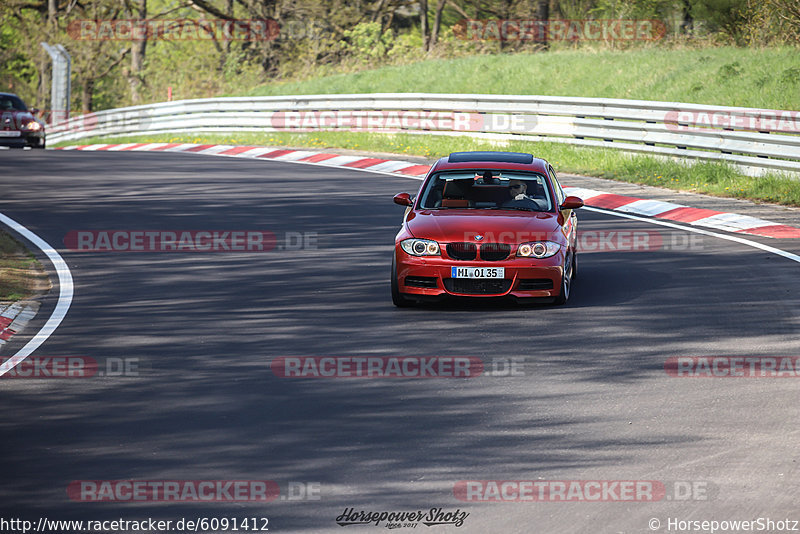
[395,248,566,300]
[0,129,45,147]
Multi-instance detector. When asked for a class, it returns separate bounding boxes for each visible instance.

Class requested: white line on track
[583,207,800,264]
[227,153,800,265]
[4,151,795,377]
[0,212,73,376]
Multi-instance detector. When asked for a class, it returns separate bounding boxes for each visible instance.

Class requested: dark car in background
[0,92,46,149]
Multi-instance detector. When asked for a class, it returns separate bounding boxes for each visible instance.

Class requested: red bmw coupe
[391,151,584,306]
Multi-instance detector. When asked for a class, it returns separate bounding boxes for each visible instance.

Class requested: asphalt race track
[2,149,800,533]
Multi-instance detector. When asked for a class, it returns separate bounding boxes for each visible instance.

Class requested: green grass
[0,230,47,302]
[244,47,800,110]
[55,47,800,207]
[54,131,800,207]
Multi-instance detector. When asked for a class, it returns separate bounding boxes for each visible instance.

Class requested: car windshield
[418,171,552,211]
[0,95,27,111]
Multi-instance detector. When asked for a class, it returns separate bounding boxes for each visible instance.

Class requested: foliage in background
[244,48,800,110]
[689,0,748,44]
[743,0,800,45]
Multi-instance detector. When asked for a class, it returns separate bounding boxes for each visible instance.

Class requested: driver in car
[501,179,544,210]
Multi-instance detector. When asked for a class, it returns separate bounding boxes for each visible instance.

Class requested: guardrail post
[40,43,72,124]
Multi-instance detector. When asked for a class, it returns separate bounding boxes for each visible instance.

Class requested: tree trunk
[382,6,396,34]
[430,0,446,49]
[221,0,233,73]
[128,0,147,104]
[48,0,57,26]
[535,0,549,50]
[681,0,694,34]
[82,78,94,113]
[420,0,429,51]
[371,0,388,22]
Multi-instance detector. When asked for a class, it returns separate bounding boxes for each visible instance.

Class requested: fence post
[40,43,72,124]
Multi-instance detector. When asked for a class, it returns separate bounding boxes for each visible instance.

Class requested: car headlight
[400,238,440,256]
[517,241,560,258]
[23,121,42,131]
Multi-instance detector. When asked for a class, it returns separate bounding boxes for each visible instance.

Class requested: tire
[391,255,413,308]
[571,248,577,281]
[553,252,573,306]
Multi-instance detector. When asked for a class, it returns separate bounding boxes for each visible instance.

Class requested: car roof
[431,151,550,174]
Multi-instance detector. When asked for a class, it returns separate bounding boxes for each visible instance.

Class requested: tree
[125,0,148,104]
[420,0,429,50]
[744,0,800,44]
[690,0,749,43]
[535,0,549,49]
[429,0,447,50]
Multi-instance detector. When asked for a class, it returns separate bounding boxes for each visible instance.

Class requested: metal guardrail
[47,93,800,176]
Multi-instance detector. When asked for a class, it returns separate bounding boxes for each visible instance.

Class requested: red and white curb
[0,301,40,350]
[562,186,800,239]
[57,143,800,239]
[59,143,433,175]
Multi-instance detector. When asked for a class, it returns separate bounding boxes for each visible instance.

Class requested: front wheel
[571,248,577,281]
[553,252,574,306]
[391,255,413,308]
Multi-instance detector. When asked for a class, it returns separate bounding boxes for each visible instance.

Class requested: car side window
[549,166,565,206]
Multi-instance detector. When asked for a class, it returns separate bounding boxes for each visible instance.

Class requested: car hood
[406,209,563,244]
[1,110,36,129]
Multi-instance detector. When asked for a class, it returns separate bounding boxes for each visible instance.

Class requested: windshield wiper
[496,206,540,212]
[427,206,482,210]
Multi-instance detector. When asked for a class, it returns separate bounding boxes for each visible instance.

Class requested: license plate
[451,267,505,279]
[0,131,21,137]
